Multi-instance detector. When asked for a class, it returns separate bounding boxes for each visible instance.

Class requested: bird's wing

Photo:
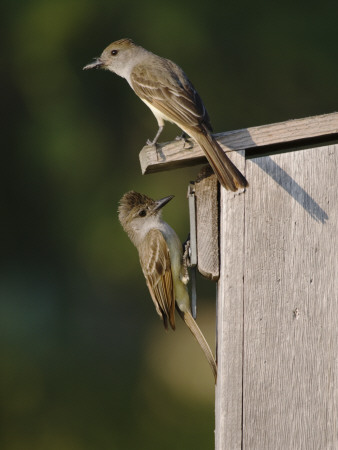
[130,59,212,132]
[139,228,176,330]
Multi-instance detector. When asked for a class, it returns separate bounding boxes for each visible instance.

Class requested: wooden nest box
[140,112,338,449]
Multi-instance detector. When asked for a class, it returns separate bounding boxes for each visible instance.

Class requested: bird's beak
[153,195,174,211]
[83,58,104,70]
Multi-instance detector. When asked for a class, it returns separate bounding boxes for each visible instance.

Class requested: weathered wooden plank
[195,166,220,281]
[139,112,338,174]
[242,145,337,449]
[215,151,246,450]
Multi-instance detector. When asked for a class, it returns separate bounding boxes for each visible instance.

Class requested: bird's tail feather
[177,308,217,383]
[190,131,248,191]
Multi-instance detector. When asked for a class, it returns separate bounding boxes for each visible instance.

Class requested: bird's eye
[111,49,118,56]
[138,209,146,217]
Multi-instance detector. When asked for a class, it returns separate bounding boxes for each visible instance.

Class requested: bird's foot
[175,132,193,149]
[146,138,158,146]
[146,125,164,147]
[181,237,191,284]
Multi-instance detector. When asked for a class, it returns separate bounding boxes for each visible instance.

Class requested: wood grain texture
[242,145,337,449]
[139,112,338,174]
[215,151,246,450]
[195,166,220,280]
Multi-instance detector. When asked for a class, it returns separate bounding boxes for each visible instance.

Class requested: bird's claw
[146,139,156,146]
[175,133,193,149]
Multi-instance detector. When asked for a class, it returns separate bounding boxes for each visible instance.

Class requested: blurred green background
[1,0,337,448]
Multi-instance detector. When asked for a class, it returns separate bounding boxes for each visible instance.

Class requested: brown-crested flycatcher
[84,38,248,192]
[118,191,217,382]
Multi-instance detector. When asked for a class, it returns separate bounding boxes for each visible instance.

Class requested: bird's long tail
[189,130,248,191]
[177,308,217,383]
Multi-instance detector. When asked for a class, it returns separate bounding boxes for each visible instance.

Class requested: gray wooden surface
[216,150,246,450]
[139,112,338,174]
[195,167,220,280]
[216,144,337,449]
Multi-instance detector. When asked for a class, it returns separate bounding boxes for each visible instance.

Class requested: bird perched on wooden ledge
[84,38,248,191]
